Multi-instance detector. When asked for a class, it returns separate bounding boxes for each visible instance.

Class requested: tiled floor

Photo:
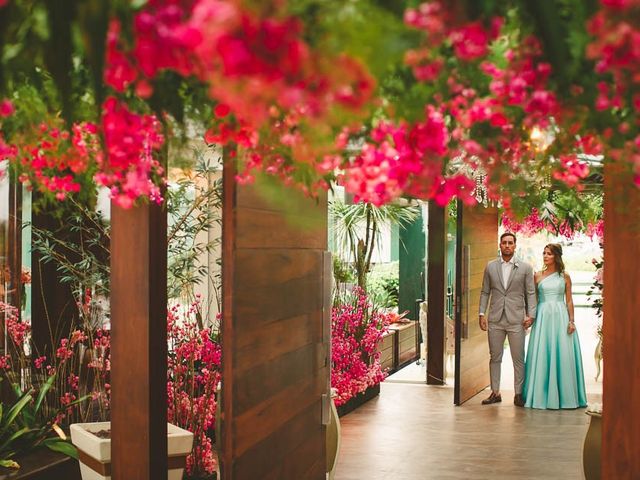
[335,308,602,479]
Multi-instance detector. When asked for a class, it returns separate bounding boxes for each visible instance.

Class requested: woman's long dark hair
[544,243,565,274]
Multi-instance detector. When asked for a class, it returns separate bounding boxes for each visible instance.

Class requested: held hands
[479,315,488,331]
[567,321,576,335]
[523,317,533,329]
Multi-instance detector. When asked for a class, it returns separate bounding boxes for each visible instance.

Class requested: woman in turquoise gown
[523,243,587,409]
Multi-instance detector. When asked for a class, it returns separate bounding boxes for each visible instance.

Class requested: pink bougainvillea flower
[214,103,231,118]
[552,154,590,188]
[601,0,632,8]
[96,97,165,207]
[104,20,137,92]
[0,99,14,117]
[449,22,491,61]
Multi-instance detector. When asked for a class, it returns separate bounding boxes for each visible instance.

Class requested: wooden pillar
[110,202,168,480]
[427,201,446,385]
[602,163,640,477]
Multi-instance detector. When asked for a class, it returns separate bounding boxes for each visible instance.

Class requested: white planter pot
[70,422,194,480]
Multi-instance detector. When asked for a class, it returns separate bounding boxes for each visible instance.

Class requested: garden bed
[336,383,381,418]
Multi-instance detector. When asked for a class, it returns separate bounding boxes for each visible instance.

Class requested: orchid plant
[331,288,391,407]
[167,302,221,479]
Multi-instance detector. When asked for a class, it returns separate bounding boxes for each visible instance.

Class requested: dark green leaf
[43,438,79,459]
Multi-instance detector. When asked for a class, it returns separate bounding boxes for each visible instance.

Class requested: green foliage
[30,197,110,301]
[28,147,224,325]
[0,378,80,470]
[509,184,603,235]
[367,262,400,309]
[289,0,418,79]
[518,0,598,92]
[332,256,355,285]
[329,200,418,291]
[167,151,223,317]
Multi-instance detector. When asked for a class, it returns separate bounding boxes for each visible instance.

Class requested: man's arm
[479,264,491,331]
[525,265,537,320]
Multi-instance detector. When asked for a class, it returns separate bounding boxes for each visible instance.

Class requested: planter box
[336,383,380,418]
[376,330,397,372]
[70,422,193,480]
[389,321,419,369]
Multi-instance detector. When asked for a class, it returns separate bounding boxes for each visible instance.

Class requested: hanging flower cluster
[102,0,375,202]
[587,0,640,185]
[1,0,375,207]
[338,2,579,207]
[339,116,478,206]
[167,302,221,478]
[95,97,165,208]
[502,210,576,239]
[331,288,391,407]
[9,121,101,201]
[502,209,604,240]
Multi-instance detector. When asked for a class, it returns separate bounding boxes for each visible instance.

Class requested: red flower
[214,103,231,118]
[449,23,490,61]
[0,99,14,117]
[601,0,633,9]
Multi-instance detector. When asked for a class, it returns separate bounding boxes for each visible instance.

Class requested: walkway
[335,308,602,480]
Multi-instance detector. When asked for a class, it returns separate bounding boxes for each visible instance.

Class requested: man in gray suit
[479,232,537,406]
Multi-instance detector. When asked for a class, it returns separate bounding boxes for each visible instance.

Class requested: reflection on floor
[335,308,602,479]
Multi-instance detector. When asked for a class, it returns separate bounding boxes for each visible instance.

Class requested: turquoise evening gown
[523,272,587,409]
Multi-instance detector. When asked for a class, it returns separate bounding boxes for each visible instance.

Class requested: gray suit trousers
[488,312,526,394]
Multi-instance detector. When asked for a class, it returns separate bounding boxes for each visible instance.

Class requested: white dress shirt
[501,257,515,289]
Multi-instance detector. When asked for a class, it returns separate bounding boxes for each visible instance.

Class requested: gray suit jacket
[479,258,537,324]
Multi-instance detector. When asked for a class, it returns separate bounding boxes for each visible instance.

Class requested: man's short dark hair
[500,232,517,243]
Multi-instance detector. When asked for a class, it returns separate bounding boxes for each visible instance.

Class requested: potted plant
[331,288,391,415]
[70,422,193,480]
[583,403,602,480]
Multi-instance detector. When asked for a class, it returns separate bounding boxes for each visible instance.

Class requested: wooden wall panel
[455,205,497,405]
[603,163,640,478]
[221,169,328,480]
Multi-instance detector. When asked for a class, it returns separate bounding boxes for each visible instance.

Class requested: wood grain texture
[392,322,418,365]
[220,154,237,479]
[336,382,592,479]
[456,205,497,405]
[221,165,328,479]
[110,202,168,480]
[377,331,396,372]
[232,401,324,480]
[427,202,447,385]
[603,162,640,478]
[236,207,327,250]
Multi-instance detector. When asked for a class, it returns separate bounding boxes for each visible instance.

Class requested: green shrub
[367,263,399,309]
